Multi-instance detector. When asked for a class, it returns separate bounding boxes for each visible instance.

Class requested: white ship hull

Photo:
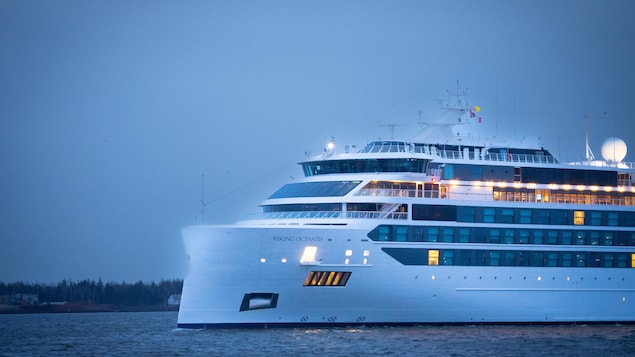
[177,223,635,328]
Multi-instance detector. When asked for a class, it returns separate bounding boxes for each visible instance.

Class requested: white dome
[601,137,627,162]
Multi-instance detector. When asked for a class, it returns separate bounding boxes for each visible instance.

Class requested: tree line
[0,279,183,306]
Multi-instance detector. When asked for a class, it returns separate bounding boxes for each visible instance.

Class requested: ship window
[575,231,586,245]
[426,227,439,242]
[575,253,586,267]
[303,271,351,286]
[302,158,428,175]
[530,252,544,267]
[546,252,558,267]
[409,226,424,242]
[428,250,439,265]
[607,212,619,226]
[394,226,408,242]
[412,204,457,221]
[458,206,475,222]
[519,209,532,224]
[472,228,486,243]
[589,253,601,267]
[442,251,454,265]
[590,211,602,226]
[534,210,549,224]
[501,251,515,265]
[499,209,514,223]
[472,250,486,265]
[589,232,600,245]
[488,229,501,244]
[472,166,483,180]
[488,251,500,266]
[483,208,495,223]
[442,228,454,243]
[269,181,361,199]
[561,253,573,267]
[603,253,614,268]
[458,228,470,243]
[615,254,627,267]
[603,232,613,246]
[443,164,454,179]
[503,230,515,244]
[378,226,390,241]
[574,211,585,225]
[517,230,529,244]
[561,231,572,245]
[632,253,635,268]
[546,231,558,245]
[550,210,567,225]
[532,230,544,245]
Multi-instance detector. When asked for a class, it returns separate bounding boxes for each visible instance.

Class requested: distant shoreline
[0,302,179,314]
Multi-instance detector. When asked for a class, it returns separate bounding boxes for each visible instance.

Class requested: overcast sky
[2,0,634,283]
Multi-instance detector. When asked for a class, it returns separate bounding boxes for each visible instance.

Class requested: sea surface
[1,311,634,356]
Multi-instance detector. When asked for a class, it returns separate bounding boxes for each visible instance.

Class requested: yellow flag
[474,105,480,112]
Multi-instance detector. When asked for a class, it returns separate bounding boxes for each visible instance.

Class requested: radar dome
[601,137,627,162]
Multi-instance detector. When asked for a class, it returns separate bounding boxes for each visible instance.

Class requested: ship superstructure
[177,87,635,328]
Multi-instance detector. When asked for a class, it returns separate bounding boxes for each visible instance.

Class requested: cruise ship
[177,87,635,328]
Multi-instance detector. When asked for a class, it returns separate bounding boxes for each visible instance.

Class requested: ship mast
[379,123,407,140]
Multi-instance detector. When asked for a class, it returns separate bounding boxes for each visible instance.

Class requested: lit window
[303,271,351,286]
[281,258,287,263]
[344,258,350,265]
[632,253,635,268]
[363,258,368,265]
[300,246,318,264]
[260,258,266,263]
[345,249,353,257]
[363,250,370,257]
[428,250,439,266]
[574,211,584,225]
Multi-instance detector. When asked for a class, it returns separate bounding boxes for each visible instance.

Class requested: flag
[478,117,482,123]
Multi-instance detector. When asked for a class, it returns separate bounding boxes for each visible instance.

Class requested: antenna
[584,114,595,162]
[379,123,407,140]
[445,80,469,109]
[200,174,206,224]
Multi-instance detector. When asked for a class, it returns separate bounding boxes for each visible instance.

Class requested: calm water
[1,311,634,356]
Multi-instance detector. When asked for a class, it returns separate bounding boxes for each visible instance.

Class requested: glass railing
[249,211,407,221]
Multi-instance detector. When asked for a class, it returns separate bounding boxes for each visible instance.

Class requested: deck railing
[251,210,407,221]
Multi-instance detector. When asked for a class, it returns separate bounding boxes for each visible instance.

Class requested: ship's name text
[273,236,323,242]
